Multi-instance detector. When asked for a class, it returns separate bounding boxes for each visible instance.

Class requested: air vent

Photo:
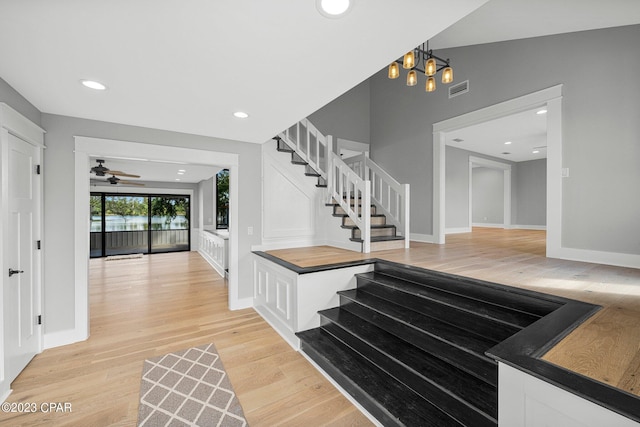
[452,138,464,143]
[502,152,511,155]
[449,80,469,98]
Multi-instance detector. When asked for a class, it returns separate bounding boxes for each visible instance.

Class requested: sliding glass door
[150,196,190,253]
[90,193,190,258]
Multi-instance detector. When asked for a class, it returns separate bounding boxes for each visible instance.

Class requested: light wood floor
[3,252,371,427]
[268,228,640,397]
[3,228,639,426]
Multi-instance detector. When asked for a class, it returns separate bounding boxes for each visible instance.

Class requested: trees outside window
[216,169,229,229]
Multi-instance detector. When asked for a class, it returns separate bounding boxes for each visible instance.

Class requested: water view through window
[90,193,190,257]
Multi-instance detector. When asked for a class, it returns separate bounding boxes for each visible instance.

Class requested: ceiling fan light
[425,57,437,76]
[406,70,417,86]
[442,66,454,84]
[425,76,436,92]
[388,62,400,79]
[403,51,415,69]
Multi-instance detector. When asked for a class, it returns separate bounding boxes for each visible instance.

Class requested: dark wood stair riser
[356,271,540,329]
[339,296,498,387]
[374,262,562,317]
[319,309,497,425]
[356,279,521,343]
[339,290,497,361]
[297,329,465,427]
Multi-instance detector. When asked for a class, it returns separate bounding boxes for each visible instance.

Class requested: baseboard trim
[229,297,253,311]
[410,233,436,243]
[550,246,640,270]
[472,223,505,228]
[509,224,547,231]
[197,249,225,278]
[253,305,300,350]
[445,227,472,234]
[44,328,88,350]
[0,387,12,404]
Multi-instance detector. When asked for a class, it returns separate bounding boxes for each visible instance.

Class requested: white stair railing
[329,150,371,253]
[277,118,409,253]
[280,118,329,179]
[343,154,410,249]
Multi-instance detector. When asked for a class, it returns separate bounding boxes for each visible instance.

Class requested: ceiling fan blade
[108,171,141,178]
[119,180,145,186]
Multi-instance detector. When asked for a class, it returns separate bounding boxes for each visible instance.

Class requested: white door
[4,132,41,384]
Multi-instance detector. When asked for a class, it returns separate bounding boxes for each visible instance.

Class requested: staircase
[274,119,409,252]
[296,261,561,426]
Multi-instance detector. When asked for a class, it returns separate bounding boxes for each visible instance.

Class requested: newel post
[362,182,371,253]
[327,135,335,204]
[403,183,410,248]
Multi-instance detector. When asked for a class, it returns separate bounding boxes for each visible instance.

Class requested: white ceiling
[445,108,547,163]
[431,0,640,49]
[0,0,487,144]
[1,0,639,150]
[89,156,220,185]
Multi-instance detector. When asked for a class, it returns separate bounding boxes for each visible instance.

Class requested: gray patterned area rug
[137,343,248,427]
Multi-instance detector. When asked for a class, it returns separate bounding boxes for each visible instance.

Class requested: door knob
[8,268,24,277]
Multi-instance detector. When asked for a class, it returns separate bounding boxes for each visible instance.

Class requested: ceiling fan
[90,159,144,186]
[106,175,144,186]
[90,159,141,178]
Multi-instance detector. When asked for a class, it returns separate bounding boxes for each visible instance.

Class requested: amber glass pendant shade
[403,51,415,69]
[425,57,437,76]
[425,76,436,92]
[388,62,400,79]
[407,70,417,86]
[442,66,453,84]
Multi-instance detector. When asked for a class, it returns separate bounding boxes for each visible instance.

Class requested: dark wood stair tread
[375,262,561,317]
[297,328,466,427]
[356,271,539,329]
[319,308,498,425]
[341,297,498,387]
[339,289,498,358]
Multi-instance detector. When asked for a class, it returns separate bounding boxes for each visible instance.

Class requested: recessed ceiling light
[504,141,512,145]
[177,172,185,175]
[536,109,547,115]
[233,111,249,119]
[81,80,107,90]
[317,0,352,17]
[533,150,540,154]
[175,178,181,181]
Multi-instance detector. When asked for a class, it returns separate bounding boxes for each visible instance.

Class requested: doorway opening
[433,85,562,257]
[72,137,241,346]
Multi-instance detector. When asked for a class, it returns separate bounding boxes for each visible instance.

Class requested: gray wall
[514,159,546,226]
[0,77,41,126]
[308,80,370,143]
[472,168,504,224]
[199,176,215,227]
[41,113,262,334]
[370,24,640,255]
[445,146,470,229]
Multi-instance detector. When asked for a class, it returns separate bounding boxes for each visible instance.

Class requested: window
[90,192,190,258]
[216,169,229,229]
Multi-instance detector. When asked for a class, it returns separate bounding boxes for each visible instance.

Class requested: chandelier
[387,42,453,92]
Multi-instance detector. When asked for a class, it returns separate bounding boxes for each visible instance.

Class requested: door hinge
[37,315,42,325]
[36,164,41,175]
[37,240,41,250]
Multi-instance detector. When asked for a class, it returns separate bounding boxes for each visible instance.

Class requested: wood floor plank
[2,252,371,426]
[4,228,639,426]
[267,227,640,399]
